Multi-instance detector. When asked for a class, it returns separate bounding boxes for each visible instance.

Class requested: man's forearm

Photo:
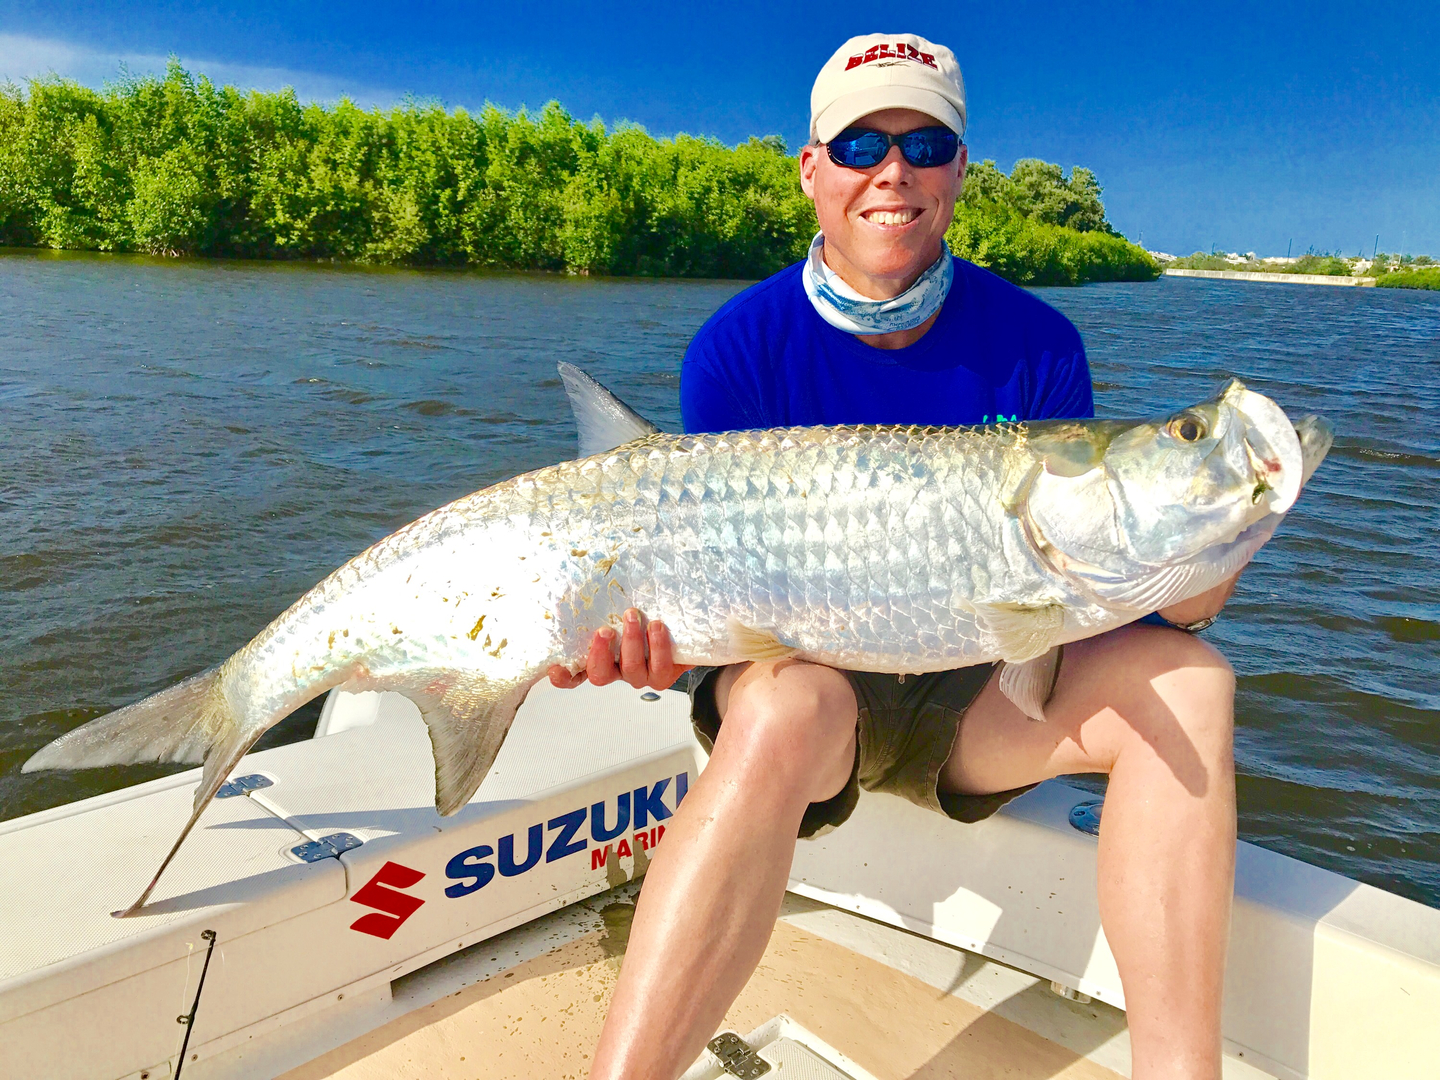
[1156,572,1241,627]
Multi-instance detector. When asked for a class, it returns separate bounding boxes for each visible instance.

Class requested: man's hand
[548,608,692,691]
[1157,572,1240,628]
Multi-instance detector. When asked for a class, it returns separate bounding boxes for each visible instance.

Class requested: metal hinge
[708,1031,771,1078]
[291,832,364,862]
[216,773,274,799]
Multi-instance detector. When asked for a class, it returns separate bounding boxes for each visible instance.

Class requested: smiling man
[557,33,1238,1080]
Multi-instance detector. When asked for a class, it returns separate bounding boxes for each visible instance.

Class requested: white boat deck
[1,681,1437,1079]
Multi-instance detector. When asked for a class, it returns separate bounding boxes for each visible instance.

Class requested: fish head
[1022,381,1332,610]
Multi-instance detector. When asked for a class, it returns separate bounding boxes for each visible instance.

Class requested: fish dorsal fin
[998,647,1062,722]
[557,362,661,457]
[973,601,1065,663]
[727,619,800,662]
[403,672,539,816]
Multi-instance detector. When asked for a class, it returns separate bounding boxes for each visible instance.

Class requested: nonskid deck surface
[281,888,1126,1080]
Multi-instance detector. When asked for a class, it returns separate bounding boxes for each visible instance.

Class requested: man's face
[799,108,967,297]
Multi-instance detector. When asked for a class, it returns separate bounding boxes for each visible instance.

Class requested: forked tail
[23,666,265,917]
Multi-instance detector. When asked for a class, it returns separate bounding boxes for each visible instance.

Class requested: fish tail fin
[405,672,540,816]
[24,665,266,918]
[24,665,234,773]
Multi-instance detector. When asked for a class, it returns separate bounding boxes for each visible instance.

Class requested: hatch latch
[708,1031,771,1077]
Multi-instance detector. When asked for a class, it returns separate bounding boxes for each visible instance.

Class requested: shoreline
[1164,268,1377,287]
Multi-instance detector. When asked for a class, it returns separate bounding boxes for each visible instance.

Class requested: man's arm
[1156,576,1239,627]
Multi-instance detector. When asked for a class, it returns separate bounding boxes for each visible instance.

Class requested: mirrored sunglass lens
[833,131,888,166]
[902,129,957,167]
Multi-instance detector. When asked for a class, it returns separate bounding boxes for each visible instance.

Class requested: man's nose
[872,146,911,184]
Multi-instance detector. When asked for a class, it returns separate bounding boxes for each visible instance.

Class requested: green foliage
[960,158,1113,233]
[1167,251,1356,276]
[946,202,1158,286]
[1376,268,1440,290]
[0,62,1146,285]
[1290,254,1353,276]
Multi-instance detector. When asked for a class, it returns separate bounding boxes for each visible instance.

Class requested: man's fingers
[548,664,586,689]
[648,620,693,689]
[619,609,649,689]
[586,627,619,686]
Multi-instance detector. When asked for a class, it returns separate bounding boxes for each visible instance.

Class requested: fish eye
[1167,415,1207,443]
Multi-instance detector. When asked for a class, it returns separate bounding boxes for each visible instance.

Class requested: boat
[2,679,1436,1079]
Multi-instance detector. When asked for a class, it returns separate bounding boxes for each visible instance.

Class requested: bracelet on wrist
[1140,611,1218,634]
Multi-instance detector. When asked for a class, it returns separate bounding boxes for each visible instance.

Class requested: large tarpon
[25,366,1332,915]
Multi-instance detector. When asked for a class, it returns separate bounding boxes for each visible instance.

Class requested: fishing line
[173,929,218,1080]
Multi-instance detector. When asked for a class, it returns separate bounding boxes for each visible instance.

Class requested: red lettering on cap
[846,45,943,71]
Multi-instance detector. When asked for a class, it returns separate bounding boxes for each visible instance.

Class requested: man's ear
[799,143,821,200]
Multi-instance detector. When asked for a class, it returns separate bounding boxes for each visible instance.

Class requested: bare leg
[589,659,858,1080]
[944,625,1236,1080]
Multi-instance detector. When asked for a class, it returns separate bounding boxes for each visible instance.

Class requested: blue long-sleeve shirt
[681,257,1093,434]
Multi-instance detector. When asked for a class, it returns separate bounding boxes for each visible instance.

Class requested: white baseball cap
[810,33,966,144]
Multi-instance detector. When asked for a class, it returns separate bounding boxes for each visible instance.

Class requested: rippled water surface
[2,252,1436,906]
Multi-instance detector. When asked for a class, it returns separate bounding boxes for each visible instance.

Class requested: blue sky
[2,2,1437,257]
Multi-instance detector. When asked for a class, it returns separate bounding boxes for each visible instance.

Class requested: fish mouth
[1292,413,1335,486]
[1223,381,1305,515]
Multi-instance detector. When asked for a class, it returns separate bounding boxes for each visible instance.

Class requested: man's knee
[1115,627,1235,748]
[713,661,857,796]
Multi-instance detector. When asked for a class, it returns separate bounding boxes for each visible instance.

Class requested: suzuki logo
[349,861,425,939]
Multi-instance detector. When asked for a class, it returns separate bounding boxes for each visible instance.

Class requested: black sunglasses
[826,126,961,170]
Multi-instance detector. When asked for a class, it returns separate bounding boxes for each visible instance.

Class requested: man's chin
[845,245,939,285]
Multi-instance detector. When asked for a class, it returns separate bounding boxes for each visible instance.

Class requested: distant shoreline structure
[1154,250,1437,291]
[1164,268,1377,287]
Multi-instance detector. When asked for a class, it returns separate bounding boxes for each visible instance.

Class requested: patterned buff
[801,232,954,335]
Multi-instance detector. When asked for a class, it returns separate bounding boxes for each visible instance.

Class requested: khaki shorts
[686,663,1039,838]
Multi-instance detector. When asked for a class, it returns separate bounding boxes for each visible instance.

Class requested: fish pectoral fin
[998,647,1063,723]
[557,362,662,457]
[726,619,800,662]
[403,672,540,817]
[974,601,1065,663]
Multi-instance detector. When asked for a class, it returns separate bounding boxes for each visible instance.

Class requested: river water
[1,252,1436,907]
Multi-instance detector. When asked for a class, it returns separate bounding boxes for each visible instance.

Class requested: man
[552,33,1237,1080]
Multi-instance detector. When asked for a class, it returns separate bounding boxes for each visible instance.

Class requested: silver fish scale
[507,422,1053,674]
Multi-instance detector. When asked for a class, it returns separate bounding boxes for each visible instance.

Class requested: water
[1,252,1436,907]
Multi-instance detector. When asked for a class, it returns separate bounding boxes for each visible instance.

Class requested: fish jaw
[1222,380,1305,515]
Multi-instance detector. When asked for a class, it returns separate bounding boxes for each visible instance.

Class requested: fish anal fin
[726,619,800,662]
[975,601,1065,663]
[404,672,540,816]
[557,362,662,457]
[115,727,268,918]
[998,647,1063,723]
